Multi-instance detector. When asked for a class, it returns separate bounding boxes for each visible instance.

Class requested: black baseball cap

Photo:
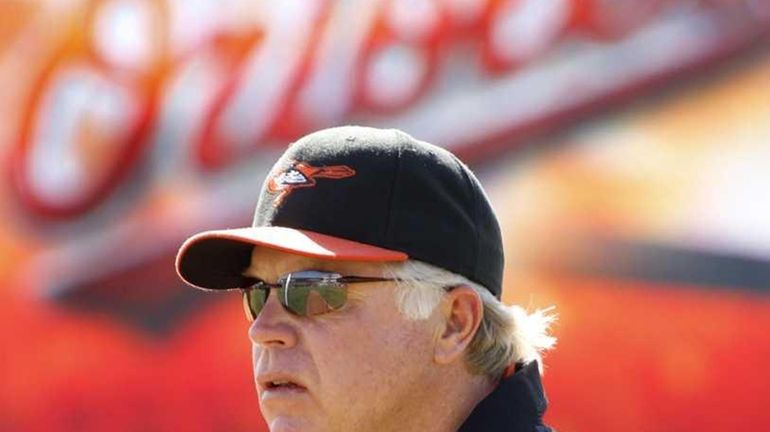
[176,126,504,297]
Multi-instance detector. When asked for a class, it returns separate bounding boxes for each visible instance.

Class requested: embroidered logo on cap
[268,161,356,206]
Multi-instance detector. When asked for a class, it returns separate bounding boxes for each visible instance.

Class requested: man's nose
[248,291,299,348]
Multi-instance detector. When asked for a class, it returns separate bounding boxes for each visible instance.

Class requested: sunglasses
[241,270,402,320]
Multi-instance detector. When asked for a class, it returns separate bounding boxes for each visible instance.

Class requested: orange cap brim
[176,226,409,290]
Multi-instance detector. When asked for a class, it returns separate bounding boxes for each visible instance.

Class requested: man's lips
[256,372,308,395]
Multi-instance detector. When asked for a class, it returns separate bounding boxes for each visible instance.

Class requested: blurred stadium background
[1,0,769,430]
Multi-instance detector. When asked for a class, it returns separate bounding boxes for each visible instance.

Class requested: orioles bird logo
[268,161,356,206]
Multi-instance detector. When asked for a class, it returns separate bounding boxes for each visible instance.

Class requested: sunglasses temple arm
[339,276,405,284]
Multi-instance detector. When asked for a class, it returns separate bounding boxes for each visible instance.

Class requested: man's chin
[268,415,317,432]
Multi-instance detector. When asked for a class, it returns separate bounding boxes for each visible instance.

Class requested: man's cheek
[322,345,377,389]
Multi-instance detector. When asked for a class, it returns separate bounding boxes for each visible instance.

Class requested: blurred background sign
[1,0,769,430]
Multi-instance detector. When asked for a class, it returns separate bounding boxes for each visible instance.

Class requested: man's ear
[434,286,484,365]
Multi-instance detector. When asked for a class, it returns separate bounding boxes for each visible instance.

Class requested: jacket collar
[458,361,551,432]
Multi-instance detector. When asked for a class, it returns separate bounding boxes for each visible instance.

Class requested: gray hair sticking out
[383,260,556,380]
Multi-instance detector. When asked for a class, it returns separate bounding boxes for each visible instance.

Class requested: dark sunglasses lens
[318,282,347,311]
[243,288,268,321]
[283,277,347,316]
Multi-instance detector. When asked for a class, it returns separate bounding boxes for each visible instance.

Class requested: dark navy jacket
[459,361,553,432]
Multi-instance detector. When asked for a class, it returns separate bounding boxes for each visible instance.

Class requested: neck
[391,370,496,432]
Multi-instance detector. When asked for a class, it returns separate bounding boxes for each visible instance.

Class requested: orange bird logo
[267,161,356,206]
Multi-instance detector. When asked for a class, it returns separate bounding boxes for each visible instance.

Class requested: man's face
[244,247,442,432]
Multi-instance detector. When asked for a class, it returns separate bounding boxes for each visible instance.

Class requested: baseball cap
[175,126,504,297]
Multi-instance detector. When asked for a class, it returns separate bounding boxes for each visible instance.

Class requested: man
[175,126,556,431]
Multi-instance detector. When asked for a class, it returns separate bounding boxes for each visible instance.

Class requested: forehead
[243,245,387,281]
